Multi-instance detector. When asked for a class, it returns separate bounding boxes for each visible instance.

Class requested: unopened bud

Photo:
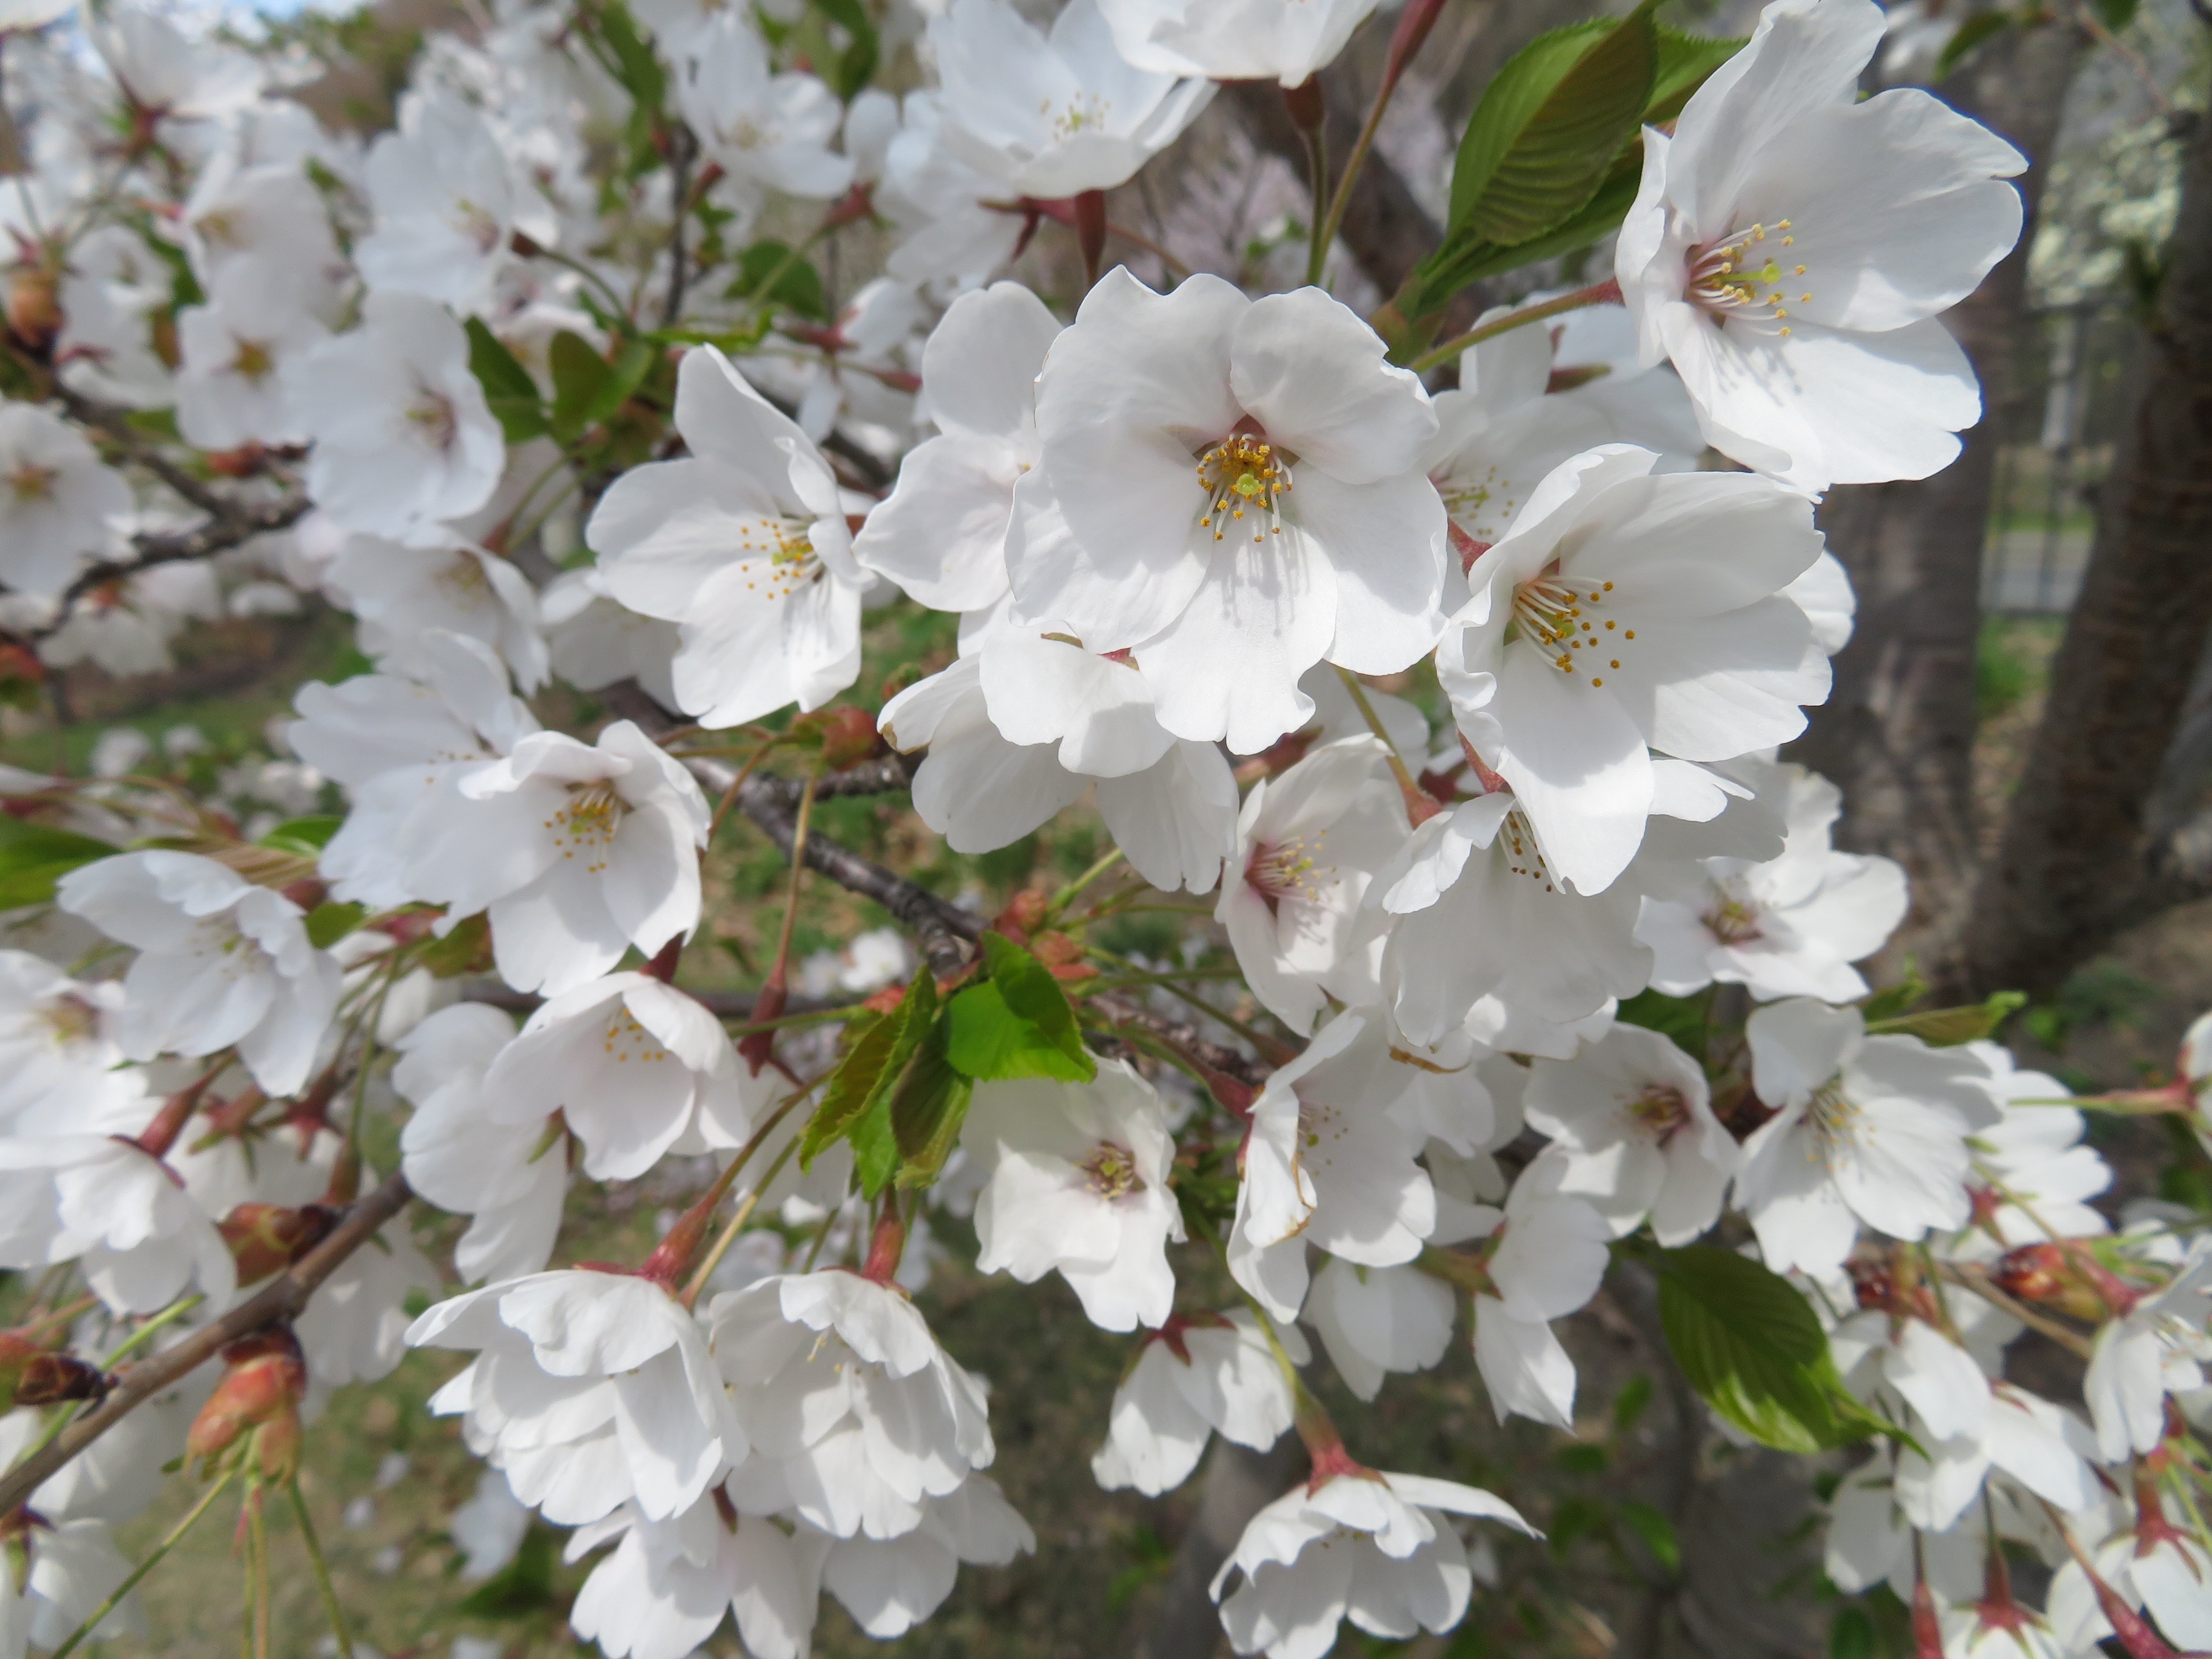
[186,1329,307,1481]
[1030,930,1083,967]
[994,889,1049,943]
[0,1332,105,1412]
[218,1203,335,1287]
[1991,1242,2139,1322]
[6,267,60,354]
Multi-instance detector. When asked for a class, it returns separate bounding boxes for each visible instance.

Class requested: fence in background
[1979,300,2135,614]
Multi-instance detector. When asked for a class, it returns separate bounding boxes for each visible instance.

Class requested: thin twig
[290,1479,356,1659]
[47,1470,235,1659]
[0,1173,414,1516]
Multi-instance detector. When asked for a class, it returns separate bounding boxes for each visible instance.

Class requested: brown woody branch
[38,385,311,634]
[0,1171,413,1517]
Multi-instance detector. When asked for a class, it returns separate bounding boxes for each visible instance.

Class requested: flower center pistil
[731,516,822,602]
[1045,91,1111,142]
[230,337,276,384]
[8,461,56,503]
[1245,830,1326,914]
[1703,890,1764,945]
[1508,564,1629,690]
[407,387,460,454]
[1498,806,1554,894]
[1686,220,1810,338]
[1805,1075,1861,1156]
[549,781,625,872]
[1079,1141,1141,1200]
[1627,1084,1693,1144]
[1196,429,1292,546]
[602,1003,670,1064]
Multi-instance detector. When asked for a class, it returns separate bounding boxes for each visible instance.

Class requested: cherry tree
[0,0,2201,1656]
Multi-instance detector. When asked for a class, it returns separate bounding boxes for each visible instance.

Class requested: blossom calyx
[789,703,881,771]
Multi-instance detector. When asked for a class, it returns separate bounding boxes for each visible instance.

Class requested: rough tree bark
[1789,20,2090,961]
[1962,93,2212,998]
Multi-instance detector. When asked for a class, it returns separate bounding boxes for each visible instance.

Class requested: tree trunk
[1962,97,2212,998]
[1789,21,2090,967]
[1135,1437,1301,1659]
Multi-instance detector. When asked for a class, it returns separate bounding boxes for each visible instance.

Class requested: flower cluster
[0,0,2197,1656]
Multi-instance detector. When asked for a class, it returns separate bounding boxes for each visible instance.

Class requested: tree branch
[600,683,980,976]
[459,982,847,1019]
[1088,990,1270,1089]
[39,384,312,632]
[0,1172,414,1517]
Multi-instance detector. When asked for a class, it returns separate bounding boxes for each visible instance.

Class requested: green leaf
[800,971,936,1170]
[548,330,613,446]
[1410,14,1742,319]
[2093,0,2137,28]
[1656,1246,1881,1454]
[583,336,657,430]
[1446,4,1656,247]
[1613,987,1711,1065]
[890,1040,974,1191]
[813,0,880,100]
[465,317,547,443]
[304,901,366,949]
[943,933,1096,1083]
[1865,990,2026,1046]
[728,242,830,321]
[1611,1373,1653,1431]
[1646,24,1746,123]
[1936,8,2014,79]
[1615,1499,1680,1574]
[1827,1603,1878,1659]
[1858,960,1927,1025]
[0,816,117,910]
[257,815,343,855]
[455,1525,557,1617]
[596,0,666,107]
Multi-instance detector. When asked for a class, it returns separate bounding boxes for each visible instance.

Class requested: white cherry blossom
[396,1002,571,1284]
[963,1060,1186,1331]
[1015,271,1447,754]
[1092,1310,1303,1496]
[1438,444,1828,896]
[55,850,341,1095]
[852,281,1059,614]
[1522,1021,1737,1245]
[1217,735,1409,1034]
[398,720,710,996]
[1737,998,2002,1278]
[477,972,762,1182]
[1212,1467,1535,1659]
[357,85,557,315]
[284,291,506,545]
[1098,0,1380,87]
[1637,760,1907,1001]
[587,346,866,729]
[410,1269,745,1524]
[0,402,130,600]
[1614,0,2026,492]
[927,0,1214,199]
